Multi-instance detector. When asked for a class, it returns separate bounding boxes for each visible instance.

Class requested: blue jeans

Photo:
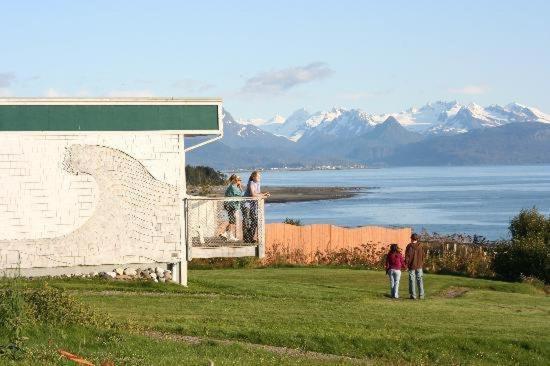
[408,269,425,299]
[388,269,401,298]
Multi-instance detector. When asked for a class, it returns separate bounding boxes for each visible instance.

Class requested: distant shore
[188,186,365,203]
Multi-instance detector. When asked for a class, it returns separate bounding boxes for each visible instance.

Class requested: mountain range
[186,101,550,169]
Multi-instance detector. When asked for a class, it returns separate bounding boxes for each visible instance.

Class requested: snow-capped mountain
[261,108,311,141]
[300,108,376,140]
[187,106,550,169]
[372,101,462,132]
[262,107,377,141]
[221,111,295,149]
[428,102,550,135]
[249,101,550,139]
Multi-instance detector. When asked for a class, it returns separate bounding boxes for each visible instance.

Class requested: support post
[257,198,266,258]
[177,133,188,286]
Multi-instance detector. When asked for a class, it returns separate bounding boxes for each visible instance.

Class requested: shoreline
[188,186,366,203]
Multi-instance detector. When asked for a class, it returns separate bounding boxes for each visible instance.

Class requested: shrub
[186,165,227,186]
[0,280,116,361]
[283,218,302,226]
[0,279,26,359]
[492,208,550,283]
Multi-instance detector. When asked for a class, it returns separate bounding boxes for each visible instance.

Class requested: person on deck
[216,174,243,242]
[385,244,406,299]
[405,233,426,299]
[242,171,270,243]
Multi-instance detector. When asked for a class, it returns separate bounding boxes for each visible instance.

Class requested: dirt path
[144,330,372,365]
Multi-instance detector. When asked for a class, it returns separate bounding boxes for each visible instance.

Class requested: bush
[418,232,495,278]
[0,280,116,361]
[493,208,550,283]
[186,165,227,186]
[283,218,302,226]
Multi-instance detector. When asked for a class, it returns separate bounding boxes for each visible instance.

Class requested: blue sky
[1,0,549,119]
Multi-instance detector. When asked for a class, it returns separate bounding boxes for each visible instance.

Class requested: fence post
[257,198,266,258]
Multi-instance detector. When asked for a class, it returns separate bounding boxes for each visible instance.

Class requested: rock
[149,272,158,280]
[157,271,165,279]
[164,273,173,281]
[153,278,158,283]
[159,277,166,283]
[100,271,116,279]
[90,272,99,277]
[123,268,137,276]
[155,267,164,275]
[116,274,133,281]
[114,267,124,276]
[140,269,150,278]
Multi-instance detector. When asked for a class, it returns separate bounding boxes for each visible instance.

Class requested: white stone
[159,277,166,283]
[114,268,124,276]
[123,268,137,276]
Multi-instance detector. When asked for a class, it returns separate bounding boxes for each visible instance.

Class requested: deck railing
[184,197,265,259]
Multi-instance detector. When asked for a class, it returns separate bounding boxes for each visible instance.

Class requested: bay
[260,165,550,240]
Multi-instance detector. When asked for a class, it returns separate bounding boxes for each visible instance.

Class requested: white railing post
[257,198,266,258]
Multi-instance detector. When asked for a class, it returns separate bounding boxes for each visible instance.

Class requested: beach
[188,185,365,203]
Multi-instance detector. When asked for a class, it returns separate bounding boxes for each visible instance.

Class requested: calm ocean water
[260,166,550,240]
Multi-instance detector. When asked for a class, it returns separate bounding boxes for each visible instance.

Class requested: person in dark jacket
[405,233,425,299]
[385,244,406,299]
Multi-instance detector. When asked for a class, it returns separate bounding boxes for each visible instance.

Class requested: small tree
[283,218,302,226]
[493,208,550,283]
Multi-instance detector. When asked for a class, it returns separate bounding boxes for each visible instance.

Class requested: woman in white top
[242,171,270,243]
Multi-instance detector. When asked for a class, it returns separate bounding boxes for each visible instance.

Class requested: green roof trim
[0,103,220,132]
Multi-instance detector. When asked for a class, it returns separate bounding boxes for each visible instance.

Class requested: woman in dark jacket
[385,244,406,299]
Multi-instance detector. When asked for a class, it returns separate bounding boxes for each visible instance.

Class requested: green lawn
[2,268,549,365]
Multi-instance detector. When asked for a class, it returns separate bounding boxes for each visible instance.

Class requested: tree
[493,208,550,283]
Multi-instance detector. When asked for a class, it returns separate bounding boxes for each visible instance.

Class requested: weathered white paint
[0,138,183,271]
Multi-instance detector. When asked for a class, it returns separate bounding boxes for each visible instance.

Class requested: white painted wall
[0,133,183,269]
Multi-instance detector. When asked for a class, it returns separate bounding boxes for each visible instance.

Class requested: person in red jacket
[385,243,406,299]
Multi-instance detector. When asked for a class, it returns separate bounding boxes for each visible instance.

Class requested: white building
[0,98,265,285]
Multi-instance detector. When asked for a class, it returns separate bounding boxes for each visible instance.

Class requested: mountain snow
[240,101,550,139]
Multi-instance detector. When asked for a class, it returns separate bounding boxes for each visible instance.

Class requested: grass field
[1,268,549,365]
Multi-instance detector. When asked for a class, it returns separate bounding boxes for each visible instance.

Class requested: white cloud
[106,90,155,97]
[0,72,16,88]
[449,85,488,95]
[171,78,214,92]
[242,62,333,94]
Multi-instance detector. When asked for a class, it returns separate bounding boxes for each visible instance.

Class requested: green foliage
[493,208,550,283]
[0,280,116,362]
[418,233,495,278]
[509,207,550,244]
[186,165,227,186]
[24,282,114,328]
[283,217,302,226]
[0,279,26,360]
[283,218,302,226]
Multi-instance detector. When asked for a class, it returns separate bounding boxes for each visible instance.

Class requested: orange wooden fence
[265,223,411,262]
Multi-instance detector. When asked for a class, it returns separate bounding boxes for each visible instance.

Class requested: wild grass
[1,268,548,365]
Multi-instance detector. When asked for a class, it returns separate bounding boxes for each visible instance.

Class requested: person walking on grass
[385,244,406,299]
[216,174,243,242]
[405,233,425,299]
